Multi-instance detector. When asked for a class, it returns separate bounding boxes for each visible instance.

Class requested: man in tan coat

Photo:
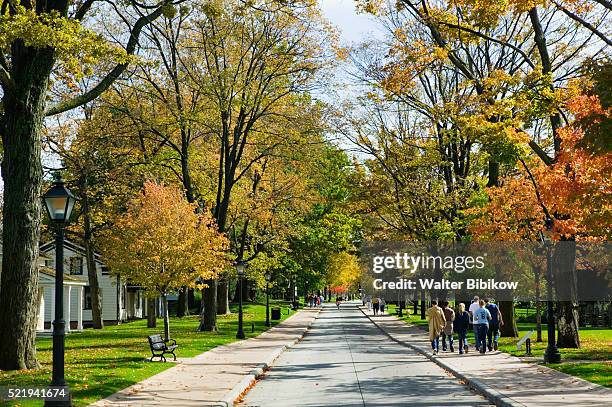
[426,300,446,355]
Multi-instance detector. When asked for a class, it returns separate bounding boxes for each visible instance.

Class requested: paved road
[241,303,491,407]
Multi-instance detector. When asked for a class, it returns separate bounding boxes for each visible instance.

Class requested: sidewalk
[90,308,320,407]
[360,307,612,407]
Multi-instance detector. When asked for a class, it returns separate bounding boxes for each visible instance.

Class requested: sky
[319,0,384,44]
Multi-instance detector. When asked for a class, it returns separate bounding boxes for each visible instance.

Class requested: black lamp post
[236,261,246,339]
[43,173,76,407]
[264,272,271,327]
[539,228,562,364]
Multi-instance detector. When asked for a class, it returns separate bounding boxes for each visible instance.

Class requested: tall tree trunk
[499,301,519,337]
[554,241,580,348]
[147,297,157,328]
[217,277,230,314]
[232,278,251,302]
[162,294,170,341]
[534,264,543,342]
[82,181,103,329]
[188,288,196,309]
[176,139,193,320]
[557,301,580,347]
[0,45,55,371]
[177,288,187,317]
[496,262,518,337]
[420,289,426,319]
[84,238,103,329]
[486,161,500,187]
[198,279,217,331]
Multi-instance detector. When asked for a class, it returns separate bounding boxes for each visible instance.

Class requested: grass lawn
[384,304,612,388]
[0,302,293,406]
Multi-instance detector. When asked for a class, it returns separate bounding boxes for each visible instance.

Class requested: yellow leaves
[326,252,362,290]
[355,0,386,16]
[0,6,129,80]
[451,0,511,28]
[101,182,229,295]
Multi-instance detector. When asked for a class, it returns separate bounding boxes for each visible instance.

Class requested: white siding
[43,285,55,322]
[40,243,126,324]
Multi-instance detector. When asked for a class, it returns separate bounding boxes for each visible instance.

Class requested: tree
[101,181,228,340]
[44,101,150,329]
[0,0,177,371]
[356,0,611,347]
[179,0,332,331]
[106,7,214,317]
[326,252,362,293]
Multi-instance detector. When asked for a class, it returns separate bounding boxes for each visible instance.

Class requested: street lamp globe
[43,173,76,223]
[236,261,245,276]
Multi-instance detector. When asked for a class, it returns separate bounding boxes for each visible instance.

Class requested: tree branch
[74,0,96,20]
[436,21,536,68]
[551,0,612,46]
[593,0,612,11]
[528,139,554,166]
[45,5,166,116]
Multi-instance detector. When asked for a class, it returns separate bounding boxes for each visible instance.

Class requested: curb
[218,308,322,407]
[358,306,524,407]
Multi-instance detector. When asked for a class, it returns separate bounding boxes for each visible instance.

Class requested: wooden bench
[147,334,178,362]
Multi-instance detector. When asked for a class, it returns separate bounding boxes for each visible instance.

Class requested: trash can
[271,308,281,320]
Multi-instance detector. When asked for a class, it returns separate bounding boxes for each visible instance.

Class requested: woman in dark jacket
[455,303,471,354]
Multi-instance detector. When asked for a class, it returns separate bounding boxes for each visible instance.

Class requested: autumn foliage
[470,90,612,241]
[102,181,229,295]
[101,182,228,339]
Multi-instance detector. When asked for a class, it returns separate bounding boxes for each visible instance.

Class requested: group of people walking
[426,296,503,355]
[307,294,324,308]
[363,295,386,315]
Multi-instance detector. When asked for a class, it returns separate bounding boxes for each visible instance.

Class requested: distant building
[38,239,146,330]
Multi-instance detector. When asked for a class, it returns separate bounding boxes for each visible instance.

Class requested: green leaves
[0,6,129,80]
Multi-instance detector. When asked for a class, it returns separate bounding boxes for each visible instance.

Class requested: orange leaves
[471,90,612,241]
[468,172,543,241]
[101,182,229,295]
[535,126,612,240]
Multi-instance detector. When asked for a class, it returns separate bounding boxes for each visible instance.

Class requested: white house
[39,239,147,329]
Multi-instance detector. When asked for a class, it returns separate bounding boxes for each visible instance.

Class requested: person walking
[455,303,470,354]
[468,296,480,351]
[441,301,455,352]
[474,299,492,354]
[372,296,380,315]
[484,298,503,351]
[335,296,341,309]
[426,300,446,355]
[379,298,386,314]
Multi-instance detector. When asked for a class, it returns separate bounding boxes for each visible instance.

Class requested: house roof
[40,239,105,265]
[39,267,87,286]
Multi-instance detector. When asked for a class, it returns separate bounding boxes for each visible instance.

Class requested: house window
[122,285,126,309]
[45,259,55,268]
[84,287,92,310]
[69,257,83,275]
[101,266,110,275]
[135,291,141,309]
